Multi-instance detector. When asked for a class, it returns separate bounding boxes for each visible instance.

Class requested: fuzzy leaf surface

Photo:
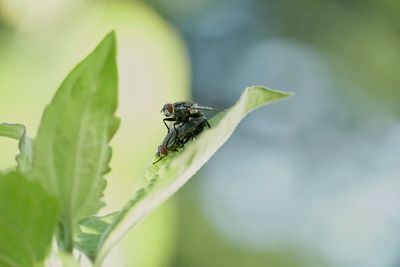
[32,32,119,250]
[0,171,58,267]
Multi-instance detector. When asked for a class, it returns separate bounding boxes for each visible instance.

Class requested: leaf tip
[104,30,117,44]
[94,31,117,59]
[284,91,295,98]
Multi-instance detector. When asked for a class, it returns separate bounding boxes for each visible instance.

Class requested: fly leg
[173,121,181,134]
[153,157,163,164]
[205,119,211,128]
[163,118,176,133]
[179,137,190,150]
[179,139,185,148]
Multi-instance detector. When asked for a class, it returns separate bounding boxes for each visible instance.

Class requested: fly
[154,116,210,164]
[161,101,212,133]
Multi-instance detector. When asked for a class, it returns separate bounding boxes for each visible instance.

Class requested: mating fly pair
[154,101,213,163]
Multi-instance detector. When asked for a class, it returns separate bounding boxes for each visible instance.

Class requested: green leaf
[75,86,292,264]
[32,31,119,251]
[75,212,118,260]
[0,123,33,172]
[0,171,59,267]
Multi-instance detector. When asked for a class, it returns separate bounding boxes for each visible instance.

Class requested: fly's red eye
[167,103,174,114]
[162,103,174,117]
[158,145,168,156]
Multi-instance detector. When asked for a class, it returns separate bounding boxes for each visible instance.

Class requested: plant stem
[57,221,74,253]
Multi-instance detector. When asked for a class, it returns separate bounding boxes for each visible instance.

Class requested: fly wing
[187,104,213,115]
[174,101,195,108]
[162,129,178,149]
[178,116,205,138]
[174,101,213,115]
[173,101,213,110]
[191,103,213,110]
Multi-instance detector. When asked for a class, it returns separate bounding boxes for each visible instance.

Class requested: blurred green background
[1,0,400,267]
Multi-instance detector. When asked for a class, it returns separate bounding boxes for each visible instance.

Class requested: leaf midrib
[70,102,89,220]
